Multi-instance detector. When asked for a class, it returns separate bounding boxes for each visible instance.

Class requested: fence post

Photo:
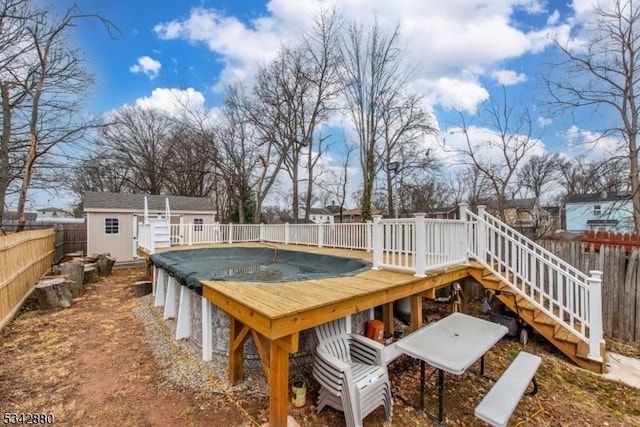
[228,223,234,244]
[188,223,193,246]
[414,213,427,277]
[587,270,604,362]
[366,220,373,252]
[260,223,264,242]
[285,223,290,245]
[476,205,487,264]
[458,203,470,264]
[149,222,156,254]
[318,223,324,248]
[372,215,383,270]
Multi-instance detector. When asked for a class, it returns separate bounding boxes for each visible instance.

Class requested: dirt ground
[1,266,640,426]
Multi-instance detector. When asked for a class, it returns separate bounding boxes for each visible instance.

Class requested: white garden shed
[83,191,216,262]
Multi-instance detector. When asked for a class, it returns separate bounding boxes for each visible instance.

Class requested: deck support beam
[382,302,394,334]
[229,317,251,384]
[410,294,423,331]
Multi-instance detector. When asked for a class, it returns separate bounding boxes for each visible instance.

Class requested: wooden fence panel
[54,224,86,263]
[0,228,55,330]
[540,239,639,342]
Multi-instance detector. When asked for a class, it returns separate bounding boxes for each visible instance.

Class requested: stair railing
[462,204,603,362]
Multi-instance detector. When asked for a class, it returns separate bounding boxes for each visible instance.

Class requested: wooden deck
[156,242,469,427]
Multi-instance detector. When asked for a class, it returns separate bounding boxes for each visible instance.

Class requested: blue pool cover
[149,247,372,294]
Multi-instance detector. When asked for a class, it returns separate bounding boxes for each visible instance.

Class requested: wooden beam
[269,336,291,427]
[410,294,423,331]
[382,302,394,332]
[251,330,271,380]
[229,317,250,385]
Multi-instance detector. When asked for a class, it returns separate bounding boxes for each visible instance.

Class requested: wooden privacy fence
[540,238,640,342]
[54,224,86,263]
[583,230,640,253]
[0,228,55,330]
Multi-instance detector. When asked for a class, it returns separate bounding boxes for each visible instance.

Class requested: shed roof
[83,192,215,212]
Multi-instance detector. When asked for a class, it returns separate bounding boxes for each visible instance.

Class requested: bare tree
[450,87,541,219]
[0,0,37,228]
[340,19,422,221]
[380,93,437,217]
[100,106,174,195]
[516,152,561,202]
[545,0,640,232]
[5,3,116,231]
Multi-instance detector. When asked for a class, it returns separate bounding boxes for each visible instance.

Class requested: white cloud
[538,116,553,128]
[152,1,571,112]
[558,125,621,159]
[129,56,162,79]
[134,87,206,115]
[491,69,527,86]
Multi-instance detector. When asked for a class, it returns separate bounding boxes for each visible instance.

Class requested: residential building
[83,192,216,262]
[564,191,634,233]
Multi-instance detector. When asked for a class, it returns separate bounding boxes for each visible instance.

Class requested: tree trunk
[132,280,153,297]
[94,253,116,276]
[35,278,73,309]
[60,262,84,290]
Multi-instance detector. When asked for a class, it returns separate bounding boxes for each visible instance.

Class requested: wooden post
[229,317,250,384]
[269,337,292,427]
[382,302,394,333]
[410,294,423,331]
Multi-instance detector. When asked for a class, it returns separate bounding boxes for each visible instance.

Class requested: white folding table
[396,312,508,423]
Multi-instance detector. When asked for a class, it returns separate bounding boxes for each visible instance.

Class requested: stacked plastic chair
[312,317,392,427]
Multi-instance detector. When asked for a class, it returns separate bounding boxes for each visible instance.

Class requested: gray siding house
[83,192,216,262]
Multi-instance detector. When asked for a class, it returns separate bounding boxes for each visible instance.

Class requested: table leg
[437,369,444,423]
[420,360,425,411]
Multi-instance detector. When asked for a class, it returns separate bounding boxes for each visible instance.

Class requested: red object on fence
[583,230,640,252]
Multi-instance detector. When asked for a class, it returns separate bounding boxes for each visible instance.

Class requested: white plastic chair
[312,317,392,427]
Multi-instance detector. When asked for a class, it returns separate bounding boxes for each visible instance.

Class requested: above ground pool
[149,246,371,294]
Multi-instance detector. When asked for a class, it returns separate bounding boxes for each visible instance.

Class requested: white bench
[475,351,542,427]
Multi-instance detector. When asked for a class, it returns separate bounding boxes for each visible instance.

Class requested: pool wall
[152,265,372,369]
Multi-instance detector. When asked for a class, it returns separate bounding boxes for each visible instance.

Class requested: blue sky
[30,0,619,210]
[67,1,602,148]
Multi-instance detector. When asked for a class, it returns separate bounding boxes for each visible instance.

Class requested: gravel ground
[132,293,271,399]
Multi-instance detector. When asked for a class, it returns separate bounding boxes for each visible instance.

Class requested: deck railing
[371,214,468,276]
[464,204,603,362]
[139,205,603,361]
[161,222,373,251]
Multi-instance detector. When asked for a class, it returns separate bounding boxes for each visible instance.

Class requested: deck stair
[468,261,606,374]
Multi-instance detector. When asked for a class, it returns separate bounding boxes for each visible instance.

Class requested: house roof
[565,192,631,204]
[309,207,332,215]
[83,192,215,212]
[505,198,538,210]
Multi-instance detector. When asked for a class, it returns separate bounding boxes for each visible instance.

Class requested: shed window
[593,204,602,215]
[105,218,119,234]
[194,218,203,232]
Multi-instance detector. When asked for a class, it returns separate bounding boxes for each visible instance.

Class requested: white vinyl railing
[371,214,468,275]
[465,204,603,362]
[139,205,603,362]
[160,222,374,251]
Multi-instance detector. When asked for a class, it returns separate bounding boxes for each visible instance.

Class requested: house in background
[426,206,459,219]
[83,192,216,263]
[564,191,634,233]
[36,207,71,218]
[308,207,335,224]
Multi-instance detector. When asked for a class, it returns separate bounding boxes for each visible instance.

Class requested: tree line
[2,1,640,232]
